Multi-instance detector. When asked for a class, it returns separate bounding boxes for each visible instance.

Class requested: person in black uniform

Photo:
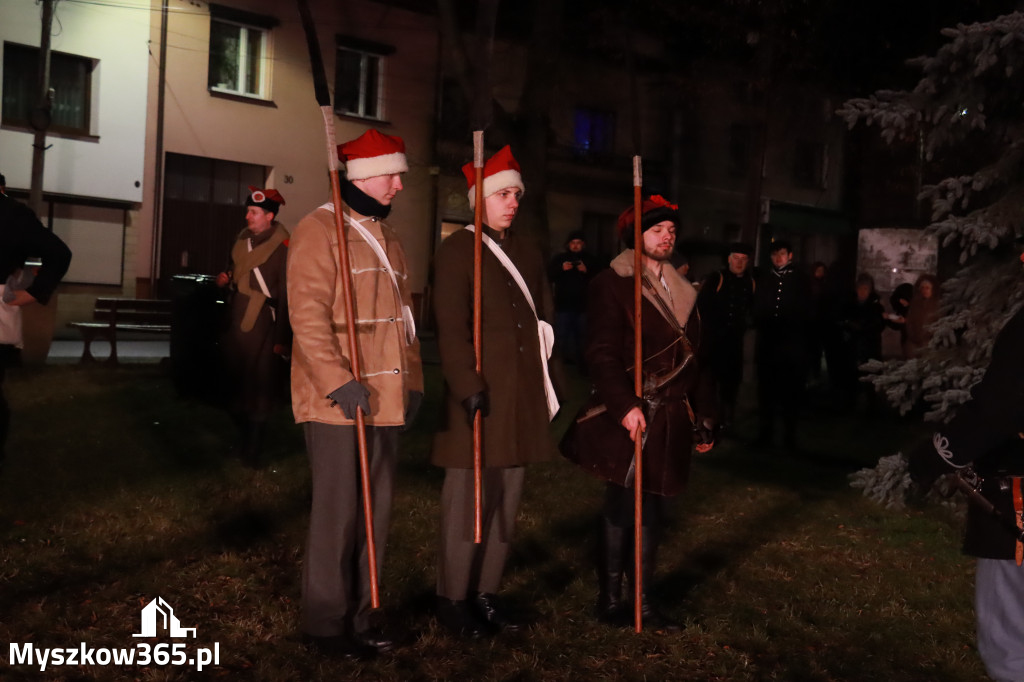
[909,248,1024,680]
[697,242,754,432]
[0,175,72,471]
[752,239,811,450]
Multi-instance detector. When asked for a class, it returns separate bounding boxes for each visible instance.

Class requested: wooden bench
[69,298,172,364]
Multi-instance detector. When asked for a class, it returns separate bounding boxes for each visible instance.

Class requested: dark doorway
[160,153,265,294]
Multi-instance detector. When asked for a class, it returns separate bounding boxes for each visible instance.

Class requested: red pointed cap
[461,145,525,209]
[338,129,408,180]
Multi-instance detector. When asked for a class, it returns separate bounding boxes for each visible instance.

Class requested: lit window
[208,18,268,98]
[573,108,615,156]
[2,42,95,135]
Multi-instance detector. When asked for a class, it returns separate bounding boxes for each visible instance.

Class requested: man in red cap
[560,196,715,630]
[431,145,558,638]
[287,129,423,657]
[216,187,290,468]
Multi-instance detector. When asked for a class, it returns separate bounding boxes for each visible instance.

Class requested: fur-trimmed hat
[245,186,285,215]
[338,129,408,181]
[615,195,679,244]
[462,145,525,209]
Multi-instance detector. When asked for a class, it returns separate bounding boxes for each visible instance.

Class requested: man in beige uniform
[288,129,423,657]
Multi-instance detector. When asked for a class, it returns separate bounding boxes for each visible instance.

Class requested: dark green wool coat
[431,226,556,469]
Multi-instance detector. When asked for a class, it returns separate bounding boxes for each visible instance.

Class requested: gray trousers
[437,466,525,600]
[976,558,1024,681]
[301,422,398,636]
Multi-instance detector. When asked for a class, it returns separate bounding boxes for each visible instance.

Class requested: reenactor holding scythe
[561,189,716,632]
[431,143,560,638]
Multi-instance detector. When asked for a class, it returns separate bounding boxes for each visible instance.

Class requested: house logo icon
[132,597,197,638]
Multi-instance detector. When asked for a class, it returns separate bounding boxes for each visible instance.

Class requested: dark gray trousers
[301,422,398,636]
[436,466,525,600]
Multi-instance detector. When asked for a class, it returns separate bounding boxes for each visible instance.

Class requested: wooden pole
[632,156,644,633]
[296,0,379,608]
[472,131,485,544]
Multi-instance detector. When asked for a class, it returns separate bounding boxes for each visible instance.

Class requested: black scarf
[341,180,391,219]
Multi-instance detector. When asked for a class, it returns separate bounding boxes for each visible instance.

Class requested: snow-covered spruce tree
[840,13,1024,506]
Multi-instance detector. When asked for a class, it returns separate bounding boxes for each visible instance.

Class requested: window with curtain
[334,35,392,120]
[335,47,384,119]
[208,18,268,98]
[2,42,94,135]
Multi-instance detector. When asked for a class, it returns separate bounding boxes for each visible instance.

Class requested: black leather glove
[694,417,716,447]
[461,391,489,426]
[403,390,424,430]
[328,380,371,419]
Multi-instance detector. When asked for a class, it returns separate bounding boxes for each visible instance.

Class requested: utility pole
[29,0,56,217]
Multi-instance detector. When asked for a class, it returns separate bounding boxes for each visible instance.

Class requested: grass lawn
[0,360,984,681]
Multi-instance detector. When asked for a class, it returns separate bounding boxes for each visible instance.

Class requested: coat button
[393,368,400,374]
[389,317,395,322]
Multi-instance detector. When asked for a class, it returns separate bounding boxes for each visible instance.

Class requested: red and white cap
[462,145,525,209]
[338,129,408,181]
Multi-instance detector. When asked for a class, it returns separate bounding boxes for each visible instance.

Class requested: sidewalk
[47,338,170,364]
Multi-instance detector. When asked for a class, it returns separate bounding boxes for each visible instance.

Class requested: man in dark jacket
[909,263,1024,680]
[216,187,290,468]
[697,242,754,431]
[432,146,558,638]
[548,230,598,368]
[752,239,811,450]
[561,196,715,631]
[0,179,72,471]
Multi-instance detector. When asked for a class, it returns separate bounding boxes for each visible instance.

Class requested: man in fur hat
[288,129,423,657]
[560,196,715,630]
[431,145,558,638]
[216,187,290,468]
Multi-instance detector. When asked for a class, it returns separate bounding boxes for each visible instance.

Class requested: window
[573,108,615,156]
[207,4,277,100]
[208,19,268,98]
[2,42,95,135]
[335,35,393,120]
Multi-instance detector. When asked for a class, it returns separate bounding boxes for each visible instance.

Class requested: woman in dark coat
[561,196,715,630]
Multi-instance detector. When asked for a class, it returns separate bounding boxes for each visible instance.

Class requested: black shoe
[471,592,522,634]
[351,625,398,654]
[436,597,489,639]
[303,634,376,661]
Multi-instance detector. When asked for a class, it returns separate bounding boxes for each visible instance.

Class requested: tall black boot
[596,516,628,626]
[636,525,682,632]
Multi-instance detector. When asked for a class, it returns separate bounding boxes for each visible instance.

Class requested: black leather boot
[636,525,682,632]
[596,517,629,626]
[436,597,489,639]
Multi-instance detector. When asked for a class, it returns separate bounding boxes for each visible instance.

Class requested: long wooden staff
[472,131,485,544]
[296,0,379,608]
[632,156,645,633]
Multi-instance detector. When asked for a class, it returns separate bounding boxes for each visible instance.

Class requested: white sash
[319,203,416,345]
[465,225,559,421]
[247,238,275,322]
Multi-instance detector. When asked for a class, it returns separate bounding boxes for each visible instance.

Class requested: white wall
[0,0,150,202]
